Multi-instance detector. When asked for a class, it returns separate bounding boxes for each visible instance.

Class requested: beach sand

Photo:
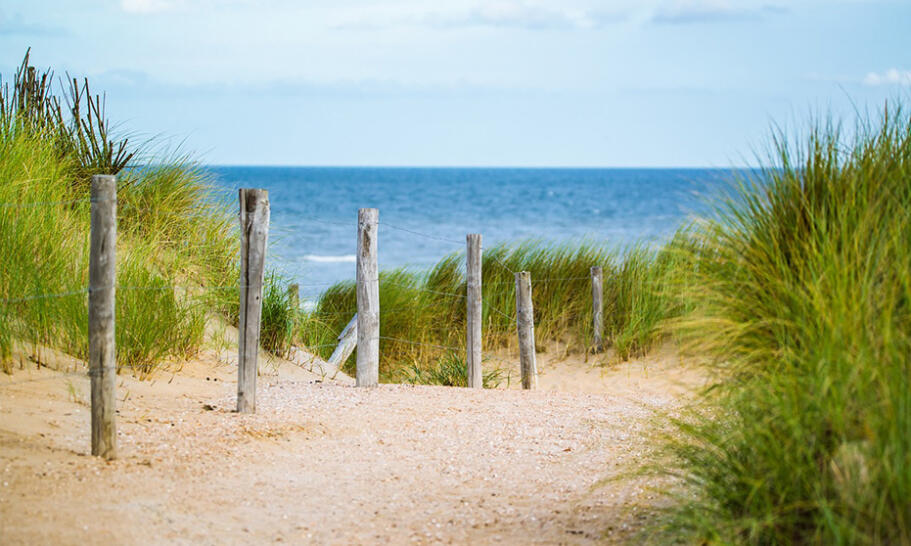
[0,337,706,545]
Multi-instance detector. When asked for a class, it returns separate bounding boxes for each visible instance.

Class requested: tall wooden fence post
[356,208,379,387]
[237,189,270,413]
[89,174,117,459]
[466,234,482,388]
[590,266,603,352]
[515,271,537,390]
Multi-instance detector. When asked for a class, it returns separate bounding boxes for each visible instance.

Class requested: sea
[207,167,738,304]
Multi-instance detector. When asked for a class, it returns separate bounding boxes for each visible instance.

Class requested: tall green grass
[259,271,299,358]
[403,352,507,388]
[0,133,237,375]
[0,54,237,375]
[295,240,680,382]
[660,106,911,544]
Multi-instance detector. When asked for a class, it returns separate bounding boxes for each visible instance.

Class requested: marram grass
[0,53,238,375]
[653,105,911,544]
[293,239,680,382]
[0,132,238,376]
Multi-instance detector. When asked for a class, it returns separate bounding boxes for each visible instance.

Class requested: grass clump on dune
[296,240,680,382]
[0,53,237,376]
[659,105,911,544]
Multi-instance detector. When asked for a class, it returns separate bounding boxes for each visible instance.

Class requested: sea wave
[303,254,356,263]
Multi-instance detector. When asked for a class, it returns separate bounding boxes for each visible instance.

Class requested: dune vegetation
[295,240,682,383]
[656,107,911,544]
[0,52,237,375]
[3,51,908,543]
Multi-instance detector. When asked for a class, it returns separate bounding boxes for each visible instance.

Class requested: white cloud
[120,0,280,13]
[863,68,911,86]
[443,2,599,29]
[120,0,180,14]
[334,1,620,31]
[652,0,785,24]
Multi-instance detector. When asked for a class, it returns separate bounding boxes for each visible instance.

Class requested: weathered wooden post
[89,174,117,459]
[591,266,603,352]
[328,314,358,379]
[237,189,270,413]
[466,234,482,388]
[515,271,537,390]
[356,208,379,387]
[288,283,300,310]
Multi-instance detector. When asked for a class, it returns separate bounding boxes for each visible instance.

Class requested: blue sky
[1,0,909,166]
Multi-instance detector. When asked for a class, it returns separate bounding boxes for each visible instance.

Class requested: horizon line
[202,164,760,170]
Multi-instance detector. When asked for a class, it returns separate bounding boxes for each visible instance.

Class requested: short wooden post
[237,189,270,413]
[591,266,603,352]
[515,271,537,390]
[89,174,117,459]
[288,283,300,310]
[356,208,379,387]
[466,234,482,388]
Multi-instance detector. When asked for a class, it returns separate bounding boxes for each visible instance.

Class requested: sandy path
[0,344,703,545]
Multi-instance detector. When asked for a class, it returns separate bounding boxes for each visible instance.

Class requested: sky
[1,0,909,167]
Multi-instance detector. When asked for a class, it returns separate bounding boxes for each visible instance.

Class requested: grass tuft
[296,241,677,382]
[0,53,236,375]
[657,103,911,544]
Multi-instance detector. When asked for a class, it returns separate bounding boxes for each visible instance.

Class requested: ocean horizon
[208,166,742,303]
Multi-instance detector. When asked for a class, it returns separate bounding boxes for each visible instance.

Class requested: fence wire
[378,222,464,246]
[293,216,354,228]
[381,281,466,299]
[377,335,464,352]
[0,197,93,208]
[483,275,592,285]
[480,297,517,322]
[486,254,518,275]
[0,289,88,305]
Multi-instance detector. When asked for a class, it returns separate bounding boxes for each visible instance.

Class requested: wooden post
[515,271,537,390]
[288,283,300,310]
[356,208,379,387]
[466,234,482,388]
[328,314,358,380]
[591,266,603,352]
[237,189,270,413]
[89,174,117,459]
